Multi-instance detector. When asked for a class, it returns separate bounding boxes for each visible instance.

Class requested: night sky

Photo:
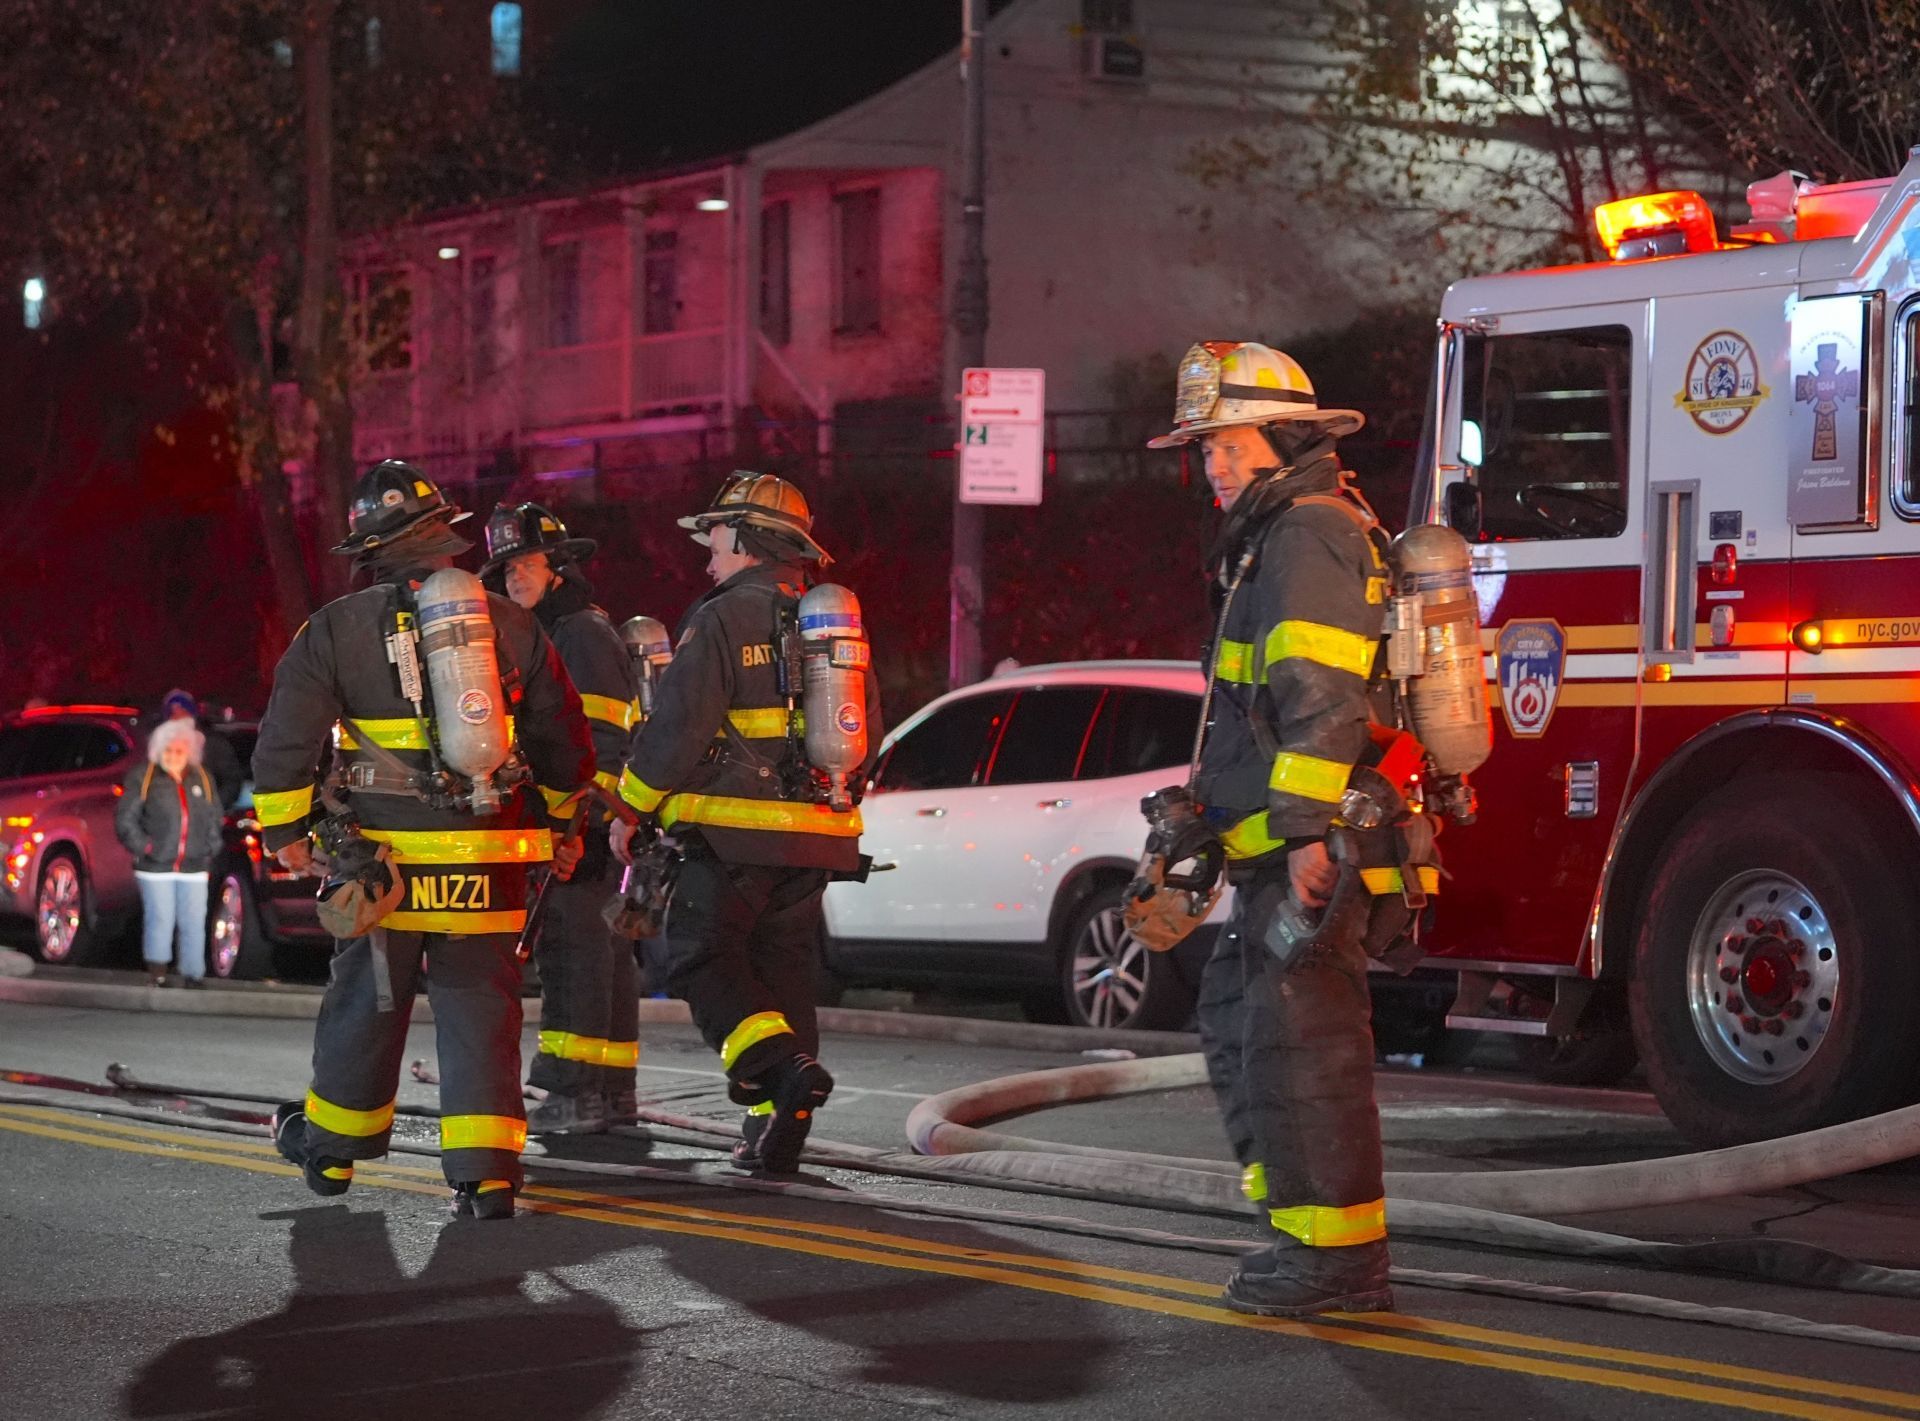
[532,0,1018,175]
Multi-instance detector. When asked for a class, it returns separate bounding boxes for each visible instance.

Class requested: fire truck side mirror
[1444,481,1483,541]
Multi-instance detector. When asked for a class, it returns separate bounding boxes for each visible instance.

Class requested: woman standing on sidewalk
[114,718,224,987]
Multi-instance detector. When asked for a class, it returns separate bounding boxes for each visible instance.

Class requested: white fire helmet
[1146,341,1364,448]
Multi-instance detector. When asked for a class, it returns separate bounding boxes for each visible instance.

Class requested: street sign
[959,367,1044,505]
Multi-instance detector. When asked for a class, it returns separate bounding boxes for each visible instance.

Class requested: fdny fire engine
[1421,152,1920,1146]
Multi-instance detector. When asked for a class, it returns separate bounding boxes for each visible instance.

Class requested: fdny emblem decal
[1496,619,1566,739]
[457,689,492,725]
[1676,330,1768,434]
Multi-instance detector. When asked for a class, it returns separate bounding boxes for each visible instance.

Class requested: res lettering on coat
[741,643,775,668]
[408,873,493,912]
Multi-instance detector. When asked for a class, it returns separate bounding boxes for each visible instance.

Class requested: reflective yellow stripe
[662,794,862,838]
[320,1164,354,1181]
[253,785,314,828]
[721,1011,794,1070]
[1241,1162,1267,1203]
[600,1040,640,1069]
[338,716,516,750]
[538,1029,608,1064]
[476,1179,514,1195]
[360,828,552,864]
[440,1114,527,1153]
[619,766,667,814]
[1220,811,1286,861]
[580,693,637,730]
[305,1090,395,1138]
[1262,620,1377,679]
[1269,752,1351,804]
[746,1100,775,1117]
[382,909,527,934]
[1359,866,1442,896]
[727,707,795,738]
[541,784,583,817]
[593,769,621,793]
[1214,639,1255,685]
[1268,1198,1388,1248]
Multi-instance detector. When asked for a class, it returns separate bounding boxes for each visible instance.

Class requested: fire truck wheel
[1629,772,1920,1148]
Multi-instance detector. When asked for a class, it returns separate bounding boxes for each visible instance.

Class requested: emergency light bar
[1594,191,1719,261]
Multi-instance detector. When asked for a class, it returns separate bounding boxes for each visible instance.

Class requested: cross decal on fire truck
[1793,342,1859,463]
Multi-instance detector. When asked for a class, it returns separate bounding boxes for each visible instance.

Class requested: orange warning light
[1594,191,1719,259]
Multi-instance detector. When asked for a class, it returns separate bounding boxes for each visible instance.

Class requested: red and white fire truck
[1420,157,1920,1146]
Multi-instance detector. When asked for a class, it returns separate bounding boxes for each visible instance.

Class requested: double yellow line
[2,1103,1916,1420]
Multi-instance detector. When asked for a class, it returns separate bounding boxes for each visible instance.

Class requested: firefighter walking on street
[1144,343,1398,1315]
[482,502,643,1134]
[612,473,882,1175]
[253,461,594,1220]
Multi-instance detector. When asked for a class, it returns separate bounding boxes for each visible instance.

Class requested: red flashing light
[1711,542,1738,585]
[1595,191,1719,259]
[18,703,140,719]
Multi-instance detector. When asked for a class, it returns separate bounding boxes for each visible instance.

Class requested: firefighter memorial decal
[1496,619,1567,739]
[1787,294,1872,527]
[1675,330,1767,434]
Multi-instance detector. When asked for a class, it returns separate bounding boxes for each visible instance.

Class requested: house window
[833,187,881,334]
[353,270,412,372]
[760,201,792,346]
[491,3,523,77]
[543,240,581,348]
[643,230,679,335]
[469,254,498,377]
[365,15,382,67]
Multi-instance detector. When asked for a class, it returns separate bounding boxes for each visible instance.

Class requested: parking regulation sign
[959,367,1045,505]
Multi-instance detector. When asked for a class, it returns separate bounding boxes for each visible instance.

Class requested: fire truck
[1420,153,1920,1146]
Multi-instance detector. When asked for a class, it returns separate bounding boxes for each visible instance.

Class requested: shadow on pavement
[123,1204,645,1421]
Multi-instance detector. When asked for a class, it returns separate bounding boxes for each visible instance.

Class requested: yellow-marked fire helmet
[677,471,831,564]
[1146,341,1364,448]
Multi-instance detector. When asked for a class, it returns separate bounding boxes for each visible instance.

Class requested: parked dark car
[202,723,329,980]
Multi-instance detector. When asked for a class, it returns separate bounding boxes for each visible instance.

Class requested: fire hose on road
[3,1054,1920,1356]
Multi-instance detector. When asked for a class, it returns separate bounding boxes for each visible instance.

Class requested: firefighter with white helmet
[611,472,883,1174]
[1135,342,1409,1315]
[251,461,595,1220]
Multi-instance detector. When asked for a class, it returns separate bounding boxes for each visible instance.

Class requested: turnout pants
[529,864,640,1100]
[1198,869,1388,1256]
[664,844,827,1090]
[302,928,528,1189]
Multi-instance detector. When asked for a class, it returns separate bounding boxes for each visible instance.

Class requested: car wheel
[1629,772,1920,1146]
[33,851,94,966]
[1058,881,1193,1032]
[206,866,274,980]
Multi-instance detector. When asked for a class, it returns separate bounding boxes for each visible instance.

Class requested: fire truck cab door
[1437,301,1647,968]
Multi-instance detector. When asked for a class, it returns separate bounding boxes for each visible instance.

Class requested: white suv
[821,660,1229,1030]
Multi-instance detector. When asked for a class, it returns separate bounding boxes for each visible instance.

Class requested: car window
[1080,689,1201,780]
[872,690,1014,793]
[67,725,129,772]
[0,725,66,780]
[985,687,1106,787]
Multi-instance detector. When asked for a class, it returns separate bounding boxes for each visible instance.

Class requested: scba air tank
[415,567,511,811]
[797,583,870,812]
[1387,523,1491,778]
[619,615,673,718]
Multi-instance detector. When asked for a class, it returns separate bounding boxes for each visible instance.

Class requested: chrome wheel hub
[36,860,81,962]
[1686,870,1838,1085]
[1070,906,1148,1029]
[209,874,245,978]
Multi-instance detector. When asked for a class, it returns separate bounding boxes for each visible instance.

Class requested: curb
[0,972,1200,1057]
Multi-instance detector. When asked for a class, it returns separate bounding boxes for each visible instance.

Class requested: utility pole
[947,0,988,689]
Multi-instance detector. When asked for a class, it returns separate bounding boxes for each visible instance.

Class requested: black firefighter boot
[749,1052,833,1174]
[448,1180,518,1221]
[271,1102,355,1198]
[1225,1234,1394,1318]
[526,1088,609,1136]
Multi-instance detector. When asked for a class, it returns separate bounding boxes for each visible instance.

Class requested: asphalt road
[3,1002,1919,1420]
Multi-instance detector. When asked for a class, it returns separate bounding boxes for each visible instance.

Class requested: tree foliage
[1579,0,1920,182]
[0,0,546,651]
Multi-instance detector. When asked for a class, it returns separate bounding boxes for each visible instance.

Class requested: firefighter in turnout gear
[1145,343,1398,1315]
[253,461,595,1220]
[611,473,883,1174]
[481,502,643,1134]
